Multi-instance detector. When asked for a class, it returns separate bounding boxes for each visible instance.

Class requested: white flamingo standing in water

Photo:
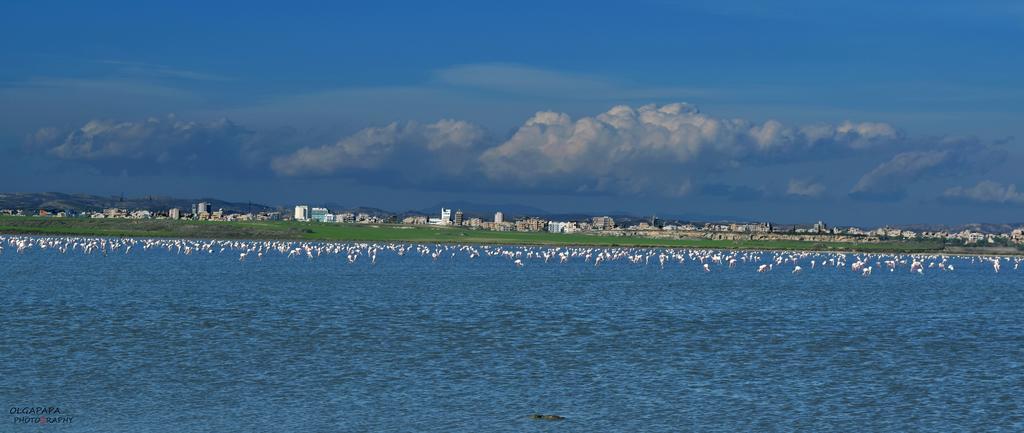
[1,236,1019,282]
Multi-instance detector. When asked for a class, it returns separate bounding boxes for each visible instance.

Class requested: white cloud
[943,181,1024,204]
[271,119,485,177]
[480,103,899,193]
[36,115,238,160]
[31,103,1007,203]
[26,115,280,175]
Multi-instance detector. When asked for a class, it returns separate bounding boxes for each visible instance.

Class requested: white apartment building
[294,205,309,221]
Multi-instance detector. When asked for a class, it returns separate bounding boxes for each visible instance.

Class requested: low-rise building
[592,216,615,231]
[103,208,126,218]
[547,221,579,234]
[311,207,330,222]
[729,222,773,233]
[402,215,428,225]
[516,218,547,232]
[843,227,867,236]
[483,221,515,231]
[705,223,731,232]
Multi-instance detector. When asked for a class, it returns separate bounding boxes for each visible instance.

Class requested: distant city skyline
[2,1,1022,225]
[9,199,1022,246]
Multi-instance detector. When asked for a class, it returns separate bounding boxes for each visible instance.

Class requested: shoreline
[2,216,1021,256]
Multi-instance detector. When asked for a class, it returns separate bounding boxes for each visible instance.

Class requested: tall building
[440,208,452,225]
[494,211,503,224]
[168,208,180,220]
[813,220,828,234]
[294,205,309,221]
[197,202,211,214]
[454,209,464,226]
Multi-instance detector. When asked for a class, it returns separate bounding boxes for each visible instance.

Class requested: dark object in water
[529,414,565,421]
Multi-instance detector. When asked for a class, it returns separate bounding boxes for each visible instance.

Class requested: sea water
[2,239,1022,432]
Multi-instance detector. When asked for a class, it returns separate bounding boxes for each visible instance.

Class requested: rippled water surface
[2,239,1023,432]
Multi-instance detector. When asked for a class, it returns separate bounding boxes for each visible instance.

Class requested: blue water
[2,239,1023,432]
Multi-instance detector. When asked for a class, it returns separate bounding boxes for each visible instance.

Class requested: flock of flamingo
[2,235,1022,277]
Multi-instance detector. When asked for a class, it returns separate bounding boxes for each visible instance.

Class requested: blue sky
[1,0,1022,224]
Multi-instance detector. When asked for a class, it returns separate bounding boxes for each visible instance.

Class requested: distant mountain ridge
[0,192,277,214]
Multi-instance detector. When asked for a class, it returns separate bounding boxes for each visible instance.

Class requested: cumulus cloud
[271,119,486,179]
[480,103,899,194]
[28,103,1006,204]
[25,115,276,175]
[943,181,1024,205]
[787,179,826,197]
[849,137,1006,201]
